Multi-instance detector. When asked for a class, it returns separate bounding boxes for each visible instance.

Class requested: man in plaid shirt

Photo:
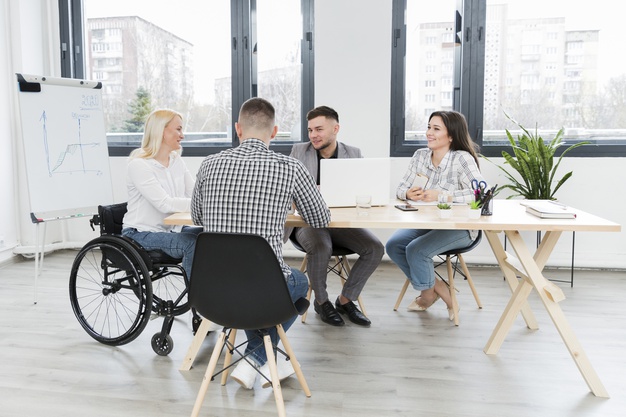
[191,97,330,390]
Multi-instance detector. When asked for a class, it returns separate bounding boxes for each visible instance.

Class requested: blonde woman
[122,109,202,278]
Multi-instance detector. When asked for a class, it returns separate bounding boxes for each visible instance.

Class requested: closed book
[525,203,576,219]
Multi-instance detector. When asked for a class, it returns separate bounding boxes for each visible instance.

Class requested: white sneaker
[259,358,296,389]
[230,360,259,389]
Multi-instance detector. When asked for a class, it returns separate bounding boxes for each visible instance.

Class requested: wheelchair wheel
[150,266,190,317]
[69,236,153,346]
[151,333,174,356]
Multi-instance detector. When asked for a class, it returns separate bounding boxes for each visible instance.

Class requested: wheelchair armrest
[89,214,100,232]
[294,297,310,316]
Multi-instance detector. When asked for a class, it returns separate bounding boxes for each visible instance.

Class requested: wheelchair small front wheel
[151,333,174,356]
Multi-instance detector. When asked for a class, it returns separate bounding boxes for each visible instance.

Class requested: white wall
[3,0,625,270]
[0,0,17,264]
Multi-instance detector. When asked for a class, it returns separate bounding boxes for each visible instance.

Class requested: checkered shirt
[191,139,330,278]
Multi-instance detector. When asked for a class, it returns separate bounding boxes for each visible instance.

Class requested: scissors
[471,180,487,200]
[471,179,487,193]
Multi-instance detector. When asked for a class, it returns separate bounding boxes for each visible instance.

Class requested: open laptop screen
[319,158,391,207]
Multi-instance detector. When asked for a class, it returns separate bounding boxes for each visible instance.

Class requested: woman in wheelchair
[121,108,202,278]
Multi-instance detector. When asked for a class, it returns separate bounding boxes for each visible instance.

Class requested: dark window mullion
[58,0,72,77]
[390,0,412,157]
[70,0,85,79]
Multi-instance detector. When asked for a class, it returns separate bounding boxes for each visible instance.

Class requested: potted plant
[485,113,589,200]
[468,200,482,219]
[437,202,452,219]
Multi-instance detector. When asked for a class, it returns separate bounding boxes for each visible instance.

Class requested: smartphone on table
[395,204,419,212]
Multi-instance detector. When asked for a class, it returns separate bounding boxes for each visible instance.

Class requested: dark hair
[306,105,339,123]
[239,97,275,131]
[429,110,480,167]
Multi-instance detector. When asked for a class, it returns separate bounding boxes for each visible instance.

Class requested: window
[391,0,626,157]
[391,0,481,156]
[60,0,313,156]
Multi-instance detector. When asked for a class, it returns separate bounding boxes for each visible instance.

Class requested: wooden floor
[1,250,625,417]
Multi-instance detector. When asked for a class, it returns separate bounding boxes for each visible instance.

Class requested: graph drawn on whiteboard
[40,110,105,176]
[16,74,114,216]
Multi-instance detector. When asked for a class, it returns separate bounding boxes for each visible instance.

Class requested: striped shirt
[191,139,331,278]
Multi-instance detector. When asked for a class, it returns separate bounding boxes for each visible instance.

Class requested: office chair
[184,232,311,417]
[393,231,483,326]
[289,231,367,323]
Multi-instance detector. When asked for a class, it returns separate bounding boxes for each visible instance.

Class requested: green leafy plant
[485,113,589,200]
[437,203,452,210]
[468,200,482,210]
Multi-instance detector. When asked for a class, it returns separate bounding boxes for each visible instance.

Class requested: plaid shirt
[396,148,486,204]
[191,139,330,278]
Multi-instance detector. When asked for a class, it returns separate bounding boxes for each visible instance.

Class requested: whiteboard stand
[30,213,96,304]
[31,215,48,304]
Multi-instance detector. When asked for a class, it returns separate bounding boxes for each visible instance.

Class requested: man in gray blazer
[288,106,384,327]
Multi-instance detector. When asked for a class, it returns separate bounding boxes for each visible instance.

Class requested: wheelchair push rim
[69,236,153,346]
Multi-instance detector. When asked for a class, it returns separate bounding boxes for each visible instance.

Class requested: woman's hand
[407,187,439,203]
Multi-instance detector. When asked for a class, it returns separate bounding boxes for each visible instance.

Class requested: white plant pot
[438,209,452,219]
[468,209,481,219]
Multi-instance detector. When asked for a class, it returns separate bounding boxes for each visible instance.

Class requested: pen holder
[480,196,493,216]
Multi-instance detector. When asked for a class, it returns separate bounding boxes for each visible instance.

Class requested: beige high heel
[447,304,460,321]
[407,294,440,311]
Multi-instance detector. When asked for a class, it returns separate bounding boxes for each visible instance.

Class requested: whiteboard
[16,74,114,219]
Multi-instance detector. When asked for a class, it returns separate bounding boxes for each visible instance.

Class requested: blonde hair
[129,109,183,159]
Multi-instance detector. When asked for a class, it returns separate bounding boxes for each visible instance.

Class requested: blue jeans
[385,229,473,291]
[245,267,309,366]
[121,226,203,279]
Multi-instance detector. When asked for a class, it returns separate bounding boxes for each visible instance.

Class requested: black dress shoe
[314,300,345,326]
[335,297,371,327]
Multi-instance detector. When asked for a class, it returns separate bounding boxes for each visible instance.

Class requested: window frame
[60,0,314,157]
[390,0,626,158]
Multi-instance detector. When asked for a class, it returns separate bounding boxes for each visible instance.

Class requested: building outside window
[62,0,314,155]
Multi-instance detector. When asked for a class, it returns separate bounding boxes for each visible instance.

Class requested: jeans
[385,229,473,291]
[245,267,309,366]
[121,226,203,279]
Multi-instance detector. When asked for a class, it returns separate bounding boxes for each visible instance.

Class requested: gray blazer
[284,141,363,242]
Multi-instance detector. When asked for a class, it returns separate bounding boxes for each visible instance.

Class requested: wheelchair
[68,202,198,356]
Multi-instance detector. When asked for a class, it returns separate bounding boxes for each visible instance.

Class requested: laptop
[319,158,391,207]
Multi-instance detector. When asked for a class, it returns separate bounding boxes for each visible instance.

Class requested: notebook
[319,158,391,207]
[522,201,577,219]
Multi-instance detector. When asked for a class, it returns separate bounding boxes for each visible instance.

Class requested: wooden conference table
[164,200,621,398]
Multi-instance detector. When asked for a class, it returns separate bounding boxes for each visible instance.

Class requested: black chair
[393,230,484,326]
[289,231,367,323]
[185,232,311,417]
[69,202,192,355]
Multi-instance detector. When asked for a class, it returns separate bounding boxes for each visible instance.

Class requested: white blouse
[123,154,195,233]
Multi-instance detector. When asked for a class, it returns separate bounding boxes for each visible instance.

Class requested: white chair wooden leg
[220,328,238,385]
[190,330,227,417]
[299,256,312,323]
[394,279,410,311]
[458,254,483,308]
[276,324,311,397]
[180,318,211,371]
[263,334,286,417]
[447,256,460,326]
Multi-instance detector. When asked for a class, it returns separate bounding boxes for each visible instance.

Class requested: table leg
[495,230,609,398]
[483,231,538,329]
